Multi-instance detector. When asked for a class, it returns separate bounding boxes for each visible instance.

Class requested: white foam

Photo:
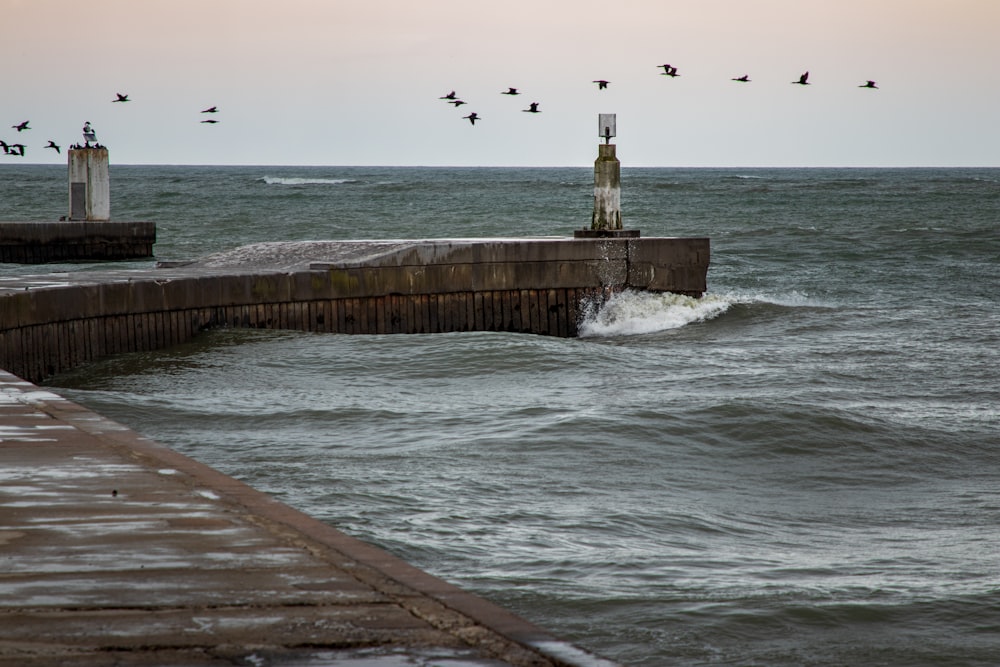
[261,176,356,186]
[578,290,731,337]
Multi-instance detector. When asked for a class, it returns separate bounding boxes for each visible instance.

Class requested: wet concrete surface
[0,370,618,667]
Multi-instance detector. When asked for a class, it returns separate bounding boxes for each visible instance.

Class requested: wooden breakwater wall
[0,237,709,383]
[0,221,156,263]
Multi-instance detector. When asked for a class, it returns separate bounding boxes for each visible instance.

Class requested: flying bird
[439,91,458,100]
[112,93,130,102]
[12,120,30,132]
[732,74,751,82]
[502,87,520,95]
[45,140,61,153]
[0,140,10,154]
[659,65,679,77]
[448,99,467,107]
[7,143,25,156]
[523,102,541,113]
[792,71,810,85]
[201,106,219,113]
[201,119,219,124]
[462,112,480,125]
[859,80,879,89]
[593,80,610,89]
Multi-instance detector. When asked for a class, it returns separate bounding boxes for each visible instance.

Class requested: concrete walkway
[0,370,617,667]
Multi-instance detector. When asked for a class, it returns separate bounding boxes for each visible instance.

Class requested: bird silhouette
[859,80,878,89]
[732,74,751,82]
[12,120,30,132]
[112,93,130,102]
[0,140,10,154]
[463,112,481,125]
[45,140,61,153]
[523,102,541,113]
[82,121,97,146]
[7,143,25,156]
[593,80,610,89]
[448,99,467,107]
[502,87,520,95]
[659,65,679,77]
[201,106,219,113]
[201,119,219,124]
[792,71,810,85]
[439,91,458,100]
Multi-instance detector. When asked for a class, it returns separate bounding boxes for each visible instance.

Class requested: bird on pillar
[82,121,97,146]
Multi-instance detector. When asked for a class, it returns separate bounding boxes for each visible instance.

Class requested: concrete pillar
[591,144,621,231]
[68,148,110,221]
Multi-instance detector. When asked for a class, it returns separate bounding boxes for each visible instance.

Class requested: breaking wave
[577,289,825,337]
[260,176,357,186]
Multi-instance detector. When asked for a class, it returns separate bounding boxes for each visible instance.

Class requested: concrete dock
[0,369,617,666]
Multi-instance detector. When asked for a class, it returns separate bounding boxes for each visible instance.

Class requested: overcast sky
[4,0,999,167]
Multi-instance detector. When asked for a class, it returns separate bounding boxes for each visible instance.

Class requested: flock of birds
[442,68,879,125]
[2,93,221,158]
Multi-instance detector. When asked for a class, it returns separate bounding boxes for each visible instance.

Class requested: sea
[2,165,1000,666]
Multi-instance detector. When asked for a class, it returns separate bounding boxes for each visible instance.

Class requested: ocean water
[3,165,1000,665]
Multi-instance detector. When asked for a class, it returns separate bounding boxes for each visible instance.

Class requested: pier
[0,237,708,384]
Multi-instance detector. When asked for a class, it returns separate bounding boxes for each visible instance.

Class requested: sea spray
[578,290,731,336]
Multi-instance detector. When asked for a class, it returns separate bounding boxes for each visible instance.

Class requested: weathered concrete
[0,369,619,666]
[68,147,110,221]
[0,221,156,263]
[590,145,622,231]
[0,237,710,383]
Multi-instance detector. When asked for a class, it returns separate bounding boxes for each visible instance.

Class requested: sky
[3,0,1000,167]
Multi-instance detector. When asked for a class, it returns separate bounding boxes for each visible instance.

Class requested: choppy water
[4,165,1000,665]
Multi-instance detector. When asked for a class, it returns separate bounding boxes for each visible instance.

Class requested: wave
[260,176,357,186]
[577,289,827,337]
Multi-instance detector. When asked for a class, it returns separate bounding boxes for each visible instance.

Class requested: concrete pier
[0,221,156,263]
[68,148,111,222]
[0,237,709,383]
[0,369,617,666]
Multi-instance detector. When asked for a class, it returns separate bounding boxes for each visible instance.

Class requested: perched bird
[593,80,610,89]
[12,120,30,132]
[82,121,97,145]
[45,140,61,153]
[523,102,541,113]
[502,87,520,95]
[201,119,219,124]
[732,74,751,82]
[859,80,879,89]
[792,71,810,85]
[462,112,480,125]
[201,106,219,113]
[439,91,458,100]
[112,92,130,102]
[448,99,467,107]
